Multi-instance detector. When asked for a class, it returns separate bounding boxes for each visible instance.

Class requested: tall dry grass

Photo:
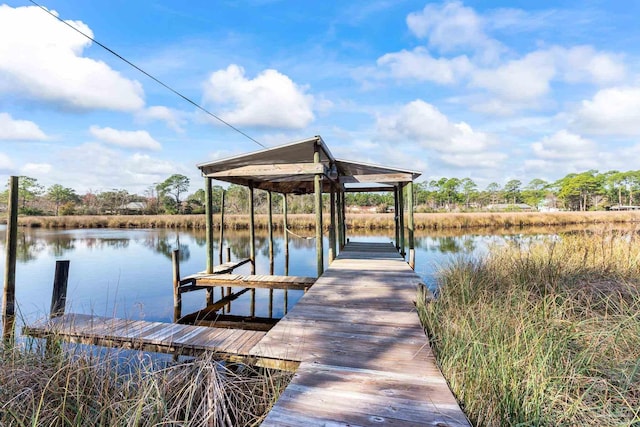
[419,230,640,426]
[0,343,291,426]
[14,211,640,231]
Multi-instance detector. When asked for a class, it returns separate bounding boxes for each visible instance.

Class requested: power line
[27,0,266,149]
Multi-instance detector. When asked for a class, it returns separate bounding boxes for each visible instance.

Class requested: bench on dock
[179,274,315,291]
[178,258,252,286]
[23,313,267,361]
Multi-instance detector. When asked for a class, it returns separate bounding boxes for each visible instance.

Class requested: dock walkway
[251,241,470,426]
[24,242,469,426]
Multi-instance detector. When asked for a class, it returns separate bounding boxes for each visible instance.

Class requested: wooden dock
[24,313,266,360]
[23,241,469,426]
[251,241,470,426]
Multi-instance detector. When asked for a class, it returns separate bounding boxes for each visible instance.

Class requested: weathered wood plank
[252,241,470,426]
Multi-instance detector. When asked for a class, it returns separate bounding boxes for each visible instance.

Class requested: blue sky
[1,0,640,194]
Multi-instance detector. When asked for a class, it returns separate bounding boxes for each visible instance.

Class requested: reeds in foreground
[0,344,291,426]
[418,230,640,426]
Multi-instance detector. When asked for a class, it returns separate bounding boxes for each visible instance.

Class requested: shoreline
[9,211,640,231]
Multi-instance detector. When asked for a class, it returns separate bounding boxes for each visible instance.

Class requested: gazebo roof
[197,135,421,194]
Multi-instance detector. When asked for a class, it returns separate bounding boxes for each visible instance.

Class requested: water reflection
[2,223,637,334]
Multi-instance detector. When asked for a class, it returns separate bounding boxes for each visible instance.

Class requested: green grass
[0,342,291,426]
[418,230,640,426]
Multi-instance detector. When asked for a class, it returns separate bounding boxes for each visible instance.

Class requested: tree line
[2,169,639,216]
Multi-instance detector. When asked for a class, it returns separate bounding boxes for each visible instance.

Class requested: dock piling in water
[2,176,18,344]
[50,260,70,318]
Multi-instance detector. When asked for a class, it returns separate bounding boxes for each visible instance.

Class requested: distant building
[608,205,640,211]
[486,203,534,212]
[118,201,147,214]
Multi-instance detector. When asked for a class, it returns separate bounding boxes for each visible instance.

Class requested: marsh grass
[0,342,291,426]
[14,211,640,230]
[419,230,640,426]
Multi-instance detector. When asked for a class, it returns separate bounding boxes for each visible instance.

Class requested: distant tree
[97,189,130,214]
[47,184,78,216]
[157,174,190,214]
[486,182,501,205]
[522,178,548,208]
[460,178,477,208]
[16,176,44,210]
[503,179,522,204]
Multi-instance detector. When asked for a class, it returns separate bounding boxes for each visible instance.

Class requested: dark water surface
[0,225,539,329]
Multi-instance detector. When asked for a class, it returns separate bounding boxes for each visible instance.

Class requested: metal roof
[197,136,421,194]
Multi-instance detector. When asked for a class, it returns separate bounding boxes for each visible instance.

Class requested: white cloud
[0,5,144,111]
[377,99,492,153]
[0,152,14,171]
[571,86,640,136]
[555,46,625,85]
[136,106,186,133]
[0,112,47,140]
[52,142,187,193]
[22,163,52,175]
[471,51,555,103]
[202,64,315,129]
[532,130,596,160]
[406,0,503,61]
[89,126,162,151]
[377,47,472,84]
[440,151,507,169]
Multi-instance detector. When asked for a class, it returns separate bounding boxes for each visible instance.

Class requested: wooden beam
[208,162,325,178]
[343,186,395,193]
[398,183,405,257]
[267,190,274,275]
[340,173,414,184]
[218,190,225,265]
[50,260,70,318]
[283,194,289,276]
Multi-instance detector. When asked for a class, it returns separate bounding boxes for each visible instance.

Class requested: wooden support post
[205,177,214,274]
[283,194,289,276]
[341,189,347,246]
[267,190,274,275]
[2,176,18,343]
[205,178,214,305]
[226,247,231,263]
[218,190,225,265]
[398,183,406,257]
[268,289,274,318]
[226,286,232,312]
[337,190,344,250]
[250,289,256,318]
[314,143,324,277]
[329,185,336,263]
[50,260,70,318]
[284,289,289,314]
[172,249,182,322]
[394,186,400,251]
[407,181,415,270]
[249,182,256,275]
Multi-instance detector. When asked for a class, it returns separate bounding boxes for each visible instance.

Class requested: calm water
[0,225,531,330]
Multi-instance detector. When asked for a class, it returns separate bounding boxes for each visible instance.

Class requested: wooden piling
[249,182,256,275]
[219,190,225,265]
[2,176,18,343]
[407,181,415,269]
[314,143,324,277]
[398,183,405,257]
[283,194,289,276]
[394,186,400,251]
[50,260,70,318]
[329,185,336,263]
[172,249,182,322]
[337,190,344,250]
[205,177,214,274]
[226,247,231,263]
[341,189,347,246]
[267,190,274,275]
